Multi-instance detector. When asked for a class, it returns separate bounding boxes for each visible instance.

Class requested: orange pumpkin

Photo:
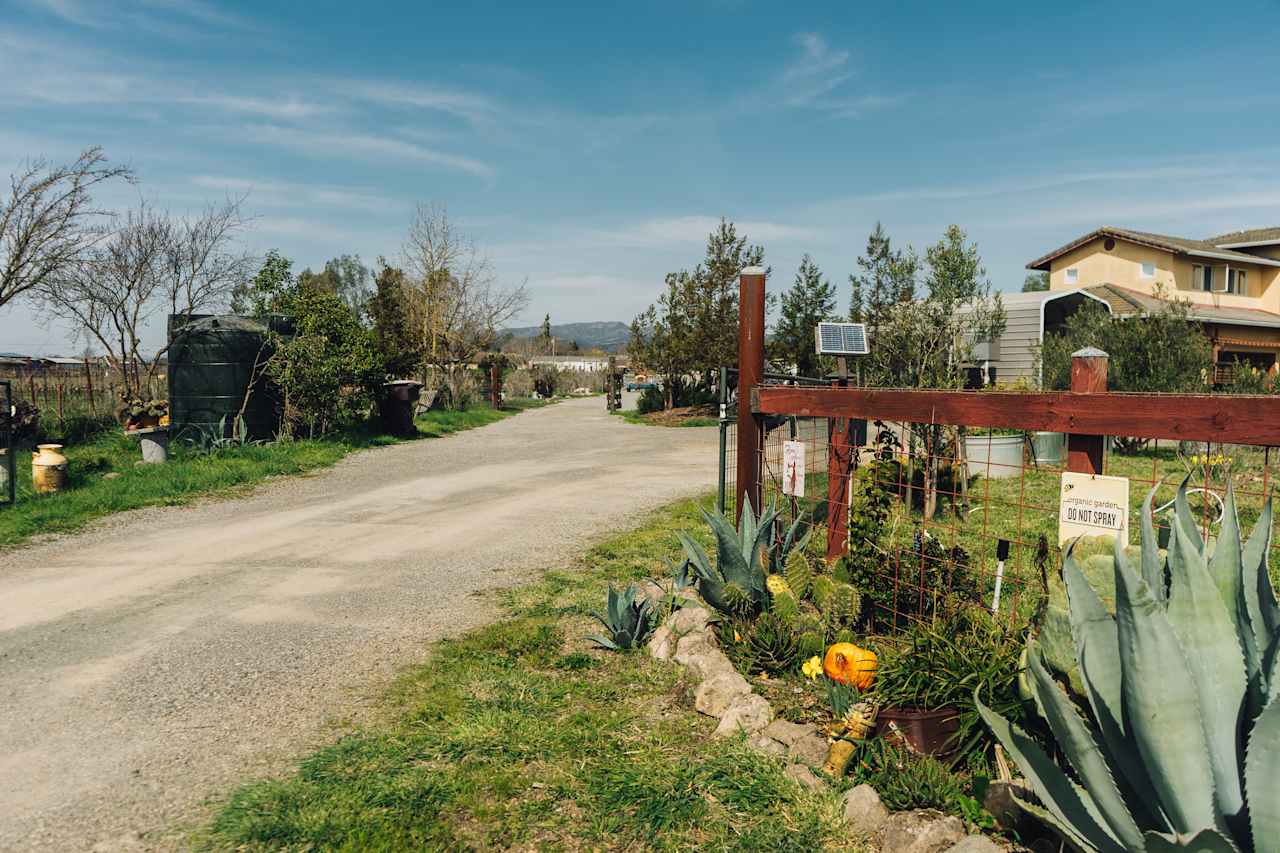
[823,642,877,690]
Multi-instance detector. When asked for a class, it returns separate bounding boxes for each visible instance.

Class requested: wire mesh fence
[723,376,1280,637]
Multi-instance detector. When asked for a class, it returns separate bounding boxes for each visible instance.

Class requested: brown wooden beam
[752,386,1280,446]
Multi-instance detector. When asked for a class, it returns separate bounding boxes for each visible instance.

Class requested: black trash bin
[379,380,423,436]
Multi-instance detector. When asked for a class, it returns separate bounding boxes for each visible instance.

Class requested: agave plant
[678,498,780,618]
[979,480,1280,852]
[588,584,656,651]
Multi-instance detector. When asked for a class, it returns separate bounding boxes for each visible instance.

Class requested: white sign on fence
[782,440,806,497]
[1059,471,1130,546]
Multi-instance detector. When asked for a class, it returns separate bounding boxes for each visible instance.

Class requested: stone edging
[646,602,1011,853]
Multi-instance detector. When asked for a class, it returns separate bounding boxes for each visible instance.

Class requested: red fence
[733,270,1280,630]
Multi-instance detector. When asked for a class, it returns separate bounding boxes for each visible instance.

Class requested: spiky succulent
[588,584,656,651]
[785,550,814,599]
[980,480,1280,852]
[822,581,863,628]
[798,630,825,660]
[678,499,779,618]
[811,575,837,611]
[769,513,813,574]
[747,611,801,674]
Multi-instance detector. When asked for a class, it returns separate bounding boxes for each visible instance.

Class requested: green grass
[613,408,720,428]
[204,495,859,852]
[0,399,550,551]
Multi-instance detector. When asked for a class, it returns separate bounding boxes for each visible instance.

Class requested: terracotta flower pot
[874,705,960,757]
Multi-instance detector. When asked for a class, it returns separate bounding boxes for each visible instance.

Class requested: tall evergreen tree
[849,222,917,327]
[771,254,836,378]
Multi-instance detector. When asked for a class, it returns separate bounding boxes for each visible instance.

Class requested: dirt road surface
[0,397,718,851]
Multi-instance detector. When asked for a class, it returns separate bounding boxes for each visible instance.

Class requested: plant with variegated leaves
[979,479,1280,851]
[678,498,779,618]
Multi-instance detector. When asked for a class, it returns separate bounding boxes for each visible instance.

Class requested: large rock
[878,811,965,853]
[673,633,735,681]
[763,718,815,747]
[784,762,823,791]
[788,732,829,768]
[842,784,889,835]
[694,670,753,718]
[669,605,713,635]
[714,693,773,737]
[746,733,787,757]
[648,625,676,660]
[945,836,1004,853]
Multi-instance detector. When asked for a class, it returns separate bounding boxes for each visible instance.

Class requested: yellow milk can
[32,443,69,494]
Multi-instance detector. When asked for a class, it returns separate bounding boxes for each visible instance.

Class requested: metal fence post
[1067,347,1108,475]
[717,365,728,515]
[735,267,766,520]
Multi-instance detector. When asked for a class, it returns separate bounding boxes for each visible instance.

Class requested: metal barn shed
[976,290,1112,385]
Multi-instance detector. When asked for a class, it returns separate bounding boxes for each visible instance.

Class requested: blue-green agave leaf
[587,634,620,651]
[1173,475,1206,554]
[1113,546,1220,835]
[1210,485,1246,640]
[702,508,751,587]
[677,532,714,581]
[1246,695,1280,853]
[1165,520,1248,824]
[1012,794,1099,853]
[1141,828,1243,853]
[1026,644,1144,850]
[1240,498,1273,709]
[976,693,1127,853]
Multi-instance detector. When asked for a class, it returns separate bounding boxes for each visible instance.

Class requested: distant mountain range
[504,321,631,352]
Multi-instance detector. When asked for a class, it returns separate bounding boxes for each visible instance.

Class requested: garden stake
[991,538,1010,613]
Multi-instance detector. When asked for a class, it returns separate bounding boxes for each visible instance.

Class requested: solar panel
[815,322,869,355]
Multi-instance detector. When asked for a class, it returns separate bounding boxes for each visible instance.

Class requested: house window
[1140,261,1155,278]
[1065,268,1079,284]
[1195,264,1214,292]
[1227,268,1247,295]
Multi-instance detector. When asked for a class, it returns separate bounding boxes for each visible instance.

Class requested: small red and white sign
[782,440,805,497]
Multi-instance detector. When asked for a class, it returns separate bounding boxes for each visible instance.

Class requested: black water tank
[168,314,289,443]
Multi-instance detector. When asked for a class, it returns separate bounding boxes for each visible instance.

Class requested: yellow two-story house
[1027,226,1280,379]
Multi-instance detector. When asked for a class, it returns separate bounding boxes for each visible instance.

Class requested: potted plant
[869,604,1026,759]
[116,395,169,431]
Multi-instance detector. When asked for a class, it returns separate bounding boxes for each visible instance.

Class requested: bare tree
[40,197,254,396]
[403,203,527,407]
[0,147,134,310]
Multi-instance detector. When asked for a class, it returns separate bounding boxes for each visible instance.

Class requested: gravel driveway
[0,397,718,851]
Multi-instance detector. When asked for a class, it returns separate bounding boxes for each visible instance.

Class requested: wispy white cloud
[762,33,907,119]
[190,175,404,213]
[337,81,501,125]
[237,125,496,179]
[22,0,251,35]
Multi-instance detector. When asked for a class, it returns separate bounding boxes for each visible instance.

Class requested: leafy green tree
[1022,271,1049,292]
[295,255,373,319]
[856,224,1004,519]
[366,262,423,379]
[771,254,836,378]
[231,250,293,315]
[1038,290,1211,393]
[628,219,765,408]
[265,282,383,437]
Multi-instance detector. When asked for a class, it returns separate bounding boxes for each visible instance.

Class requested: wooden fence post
[735,266,766,521]
[826,381,854,561]
[1067,347,1108,475]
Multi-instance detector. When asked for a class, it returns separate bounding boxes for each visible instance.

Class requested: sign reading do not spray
[1059,472,1130,546]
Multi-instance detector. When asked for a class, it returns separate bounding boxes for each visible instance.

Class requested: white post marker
[782,440,805,497]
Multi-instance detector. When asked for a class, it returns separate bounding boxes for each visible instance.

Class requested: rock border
[647,602,1011,853]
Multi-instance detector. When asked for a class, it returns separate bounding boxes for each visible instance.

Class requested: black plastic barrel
[167,314,289,444]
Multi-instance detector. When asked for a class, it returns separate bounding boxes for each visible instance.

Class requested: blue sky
[3,0,1280,353]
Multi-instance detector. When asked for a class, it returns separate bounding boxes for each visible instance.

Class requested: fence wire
[723,381,1280,636]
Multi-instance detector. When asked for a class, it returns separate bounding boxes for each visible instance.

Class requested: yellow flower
[802,656,823,681]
